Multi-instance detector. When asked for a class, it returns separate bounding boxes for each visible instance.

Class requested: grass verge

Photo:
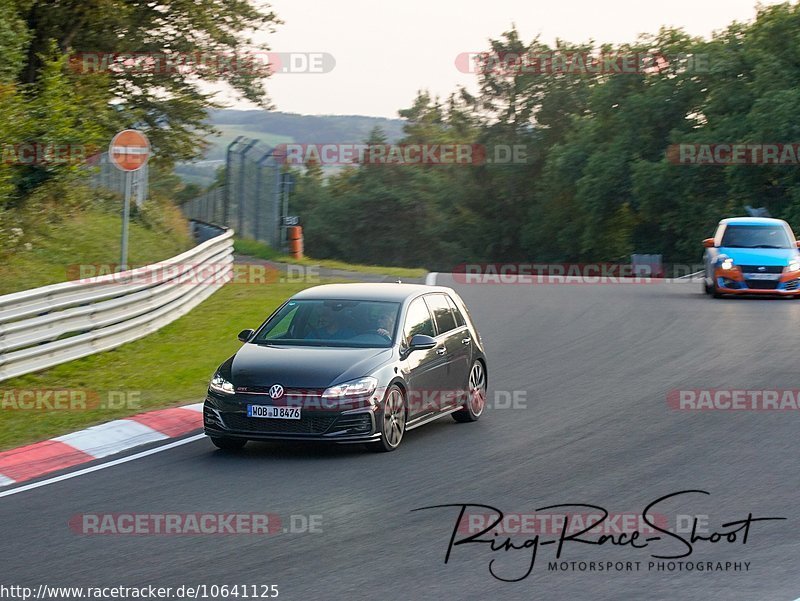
[0,199,193,295]
[233,238,428,279]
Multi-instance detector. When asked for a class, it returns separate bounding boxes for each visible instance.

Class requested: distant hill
[204,110,406,159]
[175,109,407,186]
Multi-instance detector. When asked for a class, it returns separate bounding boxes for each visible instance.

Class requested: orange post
[287,226,303,259]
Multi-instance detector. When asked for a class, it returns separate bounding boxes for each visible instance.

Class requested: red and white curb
[0,403,203,487]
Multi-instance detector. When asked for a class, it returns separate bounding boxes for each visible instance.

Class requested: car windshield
[251,299,402,348]
[720,225,793,249]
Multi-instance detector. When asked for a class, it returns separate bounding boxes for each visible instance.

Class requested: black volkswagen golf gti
[203,283,487,452]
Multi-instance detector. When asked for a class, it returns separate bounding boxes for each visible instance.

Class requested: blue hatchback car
[703,217,800,297]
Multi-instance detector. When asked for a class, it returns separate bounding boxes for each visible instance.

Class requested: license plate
[746,273,780,281]
[247,405,301,419]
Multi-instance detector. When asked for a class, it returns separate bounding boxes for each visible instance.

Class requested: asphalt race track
[2,278,800,601]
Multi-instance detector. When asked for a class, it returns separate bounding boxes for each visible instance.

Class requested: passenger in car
[374,307,396,338]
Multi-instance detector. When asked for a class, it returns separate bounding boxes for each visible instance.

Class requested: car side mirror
[238,328,255,343]
[702,238,716,248]
[408,334,437,351]
[795,241,800,248]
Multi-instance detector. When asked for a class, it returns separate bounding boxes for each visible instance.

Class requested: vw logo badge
[758,266,766,272]
[269,384,284,399]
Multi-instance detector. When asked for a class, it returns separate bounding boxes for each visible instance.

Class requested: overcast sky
[226,0,789,118]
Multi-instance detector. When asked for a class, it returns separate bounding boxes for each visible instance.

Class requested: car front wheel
[453,360,486,423]
[369,385,406,452]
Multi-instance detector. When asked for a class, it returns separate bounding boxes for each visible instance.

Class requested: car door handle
[436,347,446,355]
[461,337,471,345]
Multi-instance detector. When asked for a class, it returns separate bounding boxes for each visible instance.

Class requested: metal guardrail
[0,225,233,382]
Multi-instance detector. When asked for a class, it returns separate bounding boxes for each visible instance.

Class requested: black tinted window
[721,225,792,248]
[445,295,465,327]
[425,294,457,334]
[253,299,400,348]
[403,297,435,344]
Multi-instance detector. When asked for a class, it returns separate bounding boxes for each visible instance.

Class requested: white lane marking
[180,403,204,412]
[0,474,15,487]
[0,434,206,498]
[54,420,168,459]
[425,272,438,285]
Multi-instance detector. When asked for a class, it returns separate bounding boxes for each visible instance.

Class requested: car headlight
[720,258,734,270]
[787,260,800,273]
[322,377,378,400]
[209,374,235,395]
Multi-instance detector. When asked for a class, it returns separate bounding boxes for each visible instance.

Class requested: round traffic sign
[109,129,151,171]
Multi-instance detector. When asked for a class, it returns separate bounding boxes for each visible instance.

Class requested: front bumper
[203,396,380,444]
[714,267,800,296]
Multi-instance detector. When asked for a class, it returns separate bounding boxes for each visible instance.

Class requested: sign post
[108,129,151,271]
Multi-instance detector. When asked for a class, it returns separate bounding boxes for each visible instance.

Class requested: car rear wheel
[210,436,247,450]
[453,360,486,423]
[369,385,406,452]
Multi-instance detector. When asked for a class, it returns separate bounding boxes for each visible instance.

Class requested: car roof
[291,282,456,303]
[719,217,789,227]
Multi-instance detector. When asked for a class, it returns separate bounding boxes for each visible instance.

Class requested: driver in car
[308,305,356,340]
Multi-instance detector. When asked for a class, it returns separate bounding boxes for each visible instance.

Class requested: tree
[15,0,281,164]
[295,6,800,267]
